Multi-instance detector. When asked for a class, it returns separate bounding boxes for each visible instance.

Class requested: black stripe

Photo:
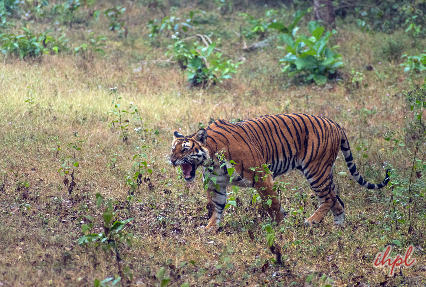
[212,200,225,210]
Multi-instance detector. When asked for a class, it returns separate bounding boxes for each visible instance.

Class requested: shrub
[278,21,343,85]
[239,9,278,40]
[0,28,68,58]
[104,6,126,33]
[167,36,242,87]
[401,51,426,85]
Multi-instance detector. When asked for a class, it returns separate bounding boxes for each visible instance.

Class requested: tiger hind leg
[305,169,344,226]
[330,181,345,225]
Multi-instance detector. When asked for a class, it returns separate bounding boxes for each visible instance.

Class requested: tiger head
[169,129,210,182]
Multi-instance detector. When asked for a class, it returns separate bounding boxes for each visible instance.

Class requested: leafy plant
[350,69,365,89]
[385,89,426,233]
[401,51,426,84]
[147,10,204,42]
[108,88,129,142]
[168,37,242,87]
[125,103,153,212]
[0,28,68,58]
[278,21,343,85]
[58,132,83,195]
[78,193,133,285]
[239,9,278,40]
[104,6,126,33]
[74,32,107,57]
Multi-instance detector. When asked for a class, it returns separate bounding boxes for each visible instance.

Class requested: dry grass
[0,2,425,287]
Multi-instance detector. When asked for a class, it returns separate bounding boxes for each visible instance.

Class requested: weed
[108,88,129,142]
[0,28,68,58]
[278,19,343,85]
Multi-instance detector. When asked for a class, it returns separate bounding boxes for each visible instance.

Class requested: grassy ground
[0,1,425,286]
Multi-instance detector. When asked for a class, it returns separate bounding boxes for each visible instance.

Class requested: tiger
[169,113,390,230]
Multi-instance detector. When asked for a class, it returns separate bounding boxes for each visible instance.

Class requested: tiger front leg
[205,186,227,230]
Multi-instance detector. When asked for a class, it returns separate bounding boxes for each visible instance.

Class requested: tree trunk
[313,0,336,29]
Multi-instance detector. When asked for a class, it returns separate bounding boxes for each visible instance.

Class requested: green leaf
[289,10,306,30]
[312,26,324,40]
[181,284,190,287]
[100,277,114,284]
[94,279,100,287]
[161,278,171,287]
[227,167,235,177]
[331,62,343,68]
[266,233,275,247]
[228,200,237,207]
[73,162,79,167]
[280,34,295,48]
[96,193,103,207]
[308,21,321,34]
[103,212,113,226]
[324,47,334,59]
[268,22,288,33]
[206,42,216,57]
[392,239,402,247]
[157,267,165,280]
[306,274,314,283]
[294,55,317,70]
[93,10,100,21]
[338,172,347,176]
[111,277,121,285]
[313,74,327,85]
[265,225,274,234]
[82,224,91,233]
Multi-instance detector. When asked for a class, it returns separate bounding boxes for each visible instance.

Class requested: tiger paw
[333,213,345,226]
[304,216,321,227]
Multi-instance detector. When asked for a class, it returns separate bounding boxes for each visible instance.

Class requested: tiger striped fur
[170,114,390,229]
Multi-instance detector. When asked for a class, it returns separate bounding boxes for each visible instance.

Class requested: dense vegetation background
[0,0,425,286]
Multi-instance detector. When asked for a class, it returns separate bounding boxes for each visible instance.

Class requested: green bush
[239,9,278,40]
[167,37,242,87]
[401,52,426,72]
[401,51,426,85]
[278,21,343,85]
[104,6,126,32]
[0,28,68,58]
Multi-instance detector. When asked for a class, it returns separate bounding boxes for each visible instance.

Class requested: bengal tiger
[169,114,390,230]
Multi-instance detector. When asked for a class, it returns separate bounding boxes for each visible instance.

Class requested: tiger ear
[174,131,184,139]
[195,129,207,144]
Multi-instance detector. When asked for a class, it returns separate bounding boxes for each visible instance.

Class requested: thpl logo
[373,245,416,276]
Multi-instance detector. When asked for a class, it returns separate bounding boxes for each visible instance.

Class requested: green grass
[0,1,425,286]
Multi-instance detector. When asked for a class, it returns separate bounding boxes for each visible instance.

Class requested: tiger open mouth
[181,163,196,181]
